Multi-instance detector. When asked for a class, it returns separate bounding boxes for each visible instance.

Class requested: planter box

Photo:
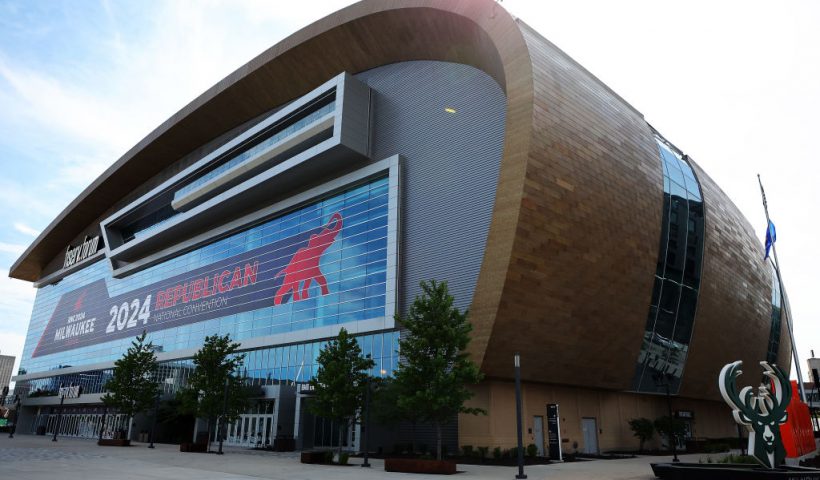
[652,462,820,479]
[301,451,332,464]
[273,437,296,452]
[180,442,208,453]
[98,439,131,447]
[385,458,457,475]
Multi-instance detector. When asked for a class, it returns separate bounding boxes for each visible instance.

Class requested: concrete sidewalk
[0,434,718,479]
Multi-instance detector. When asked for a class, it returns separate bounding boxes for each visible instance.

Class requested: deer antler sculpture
[719,360,791,468]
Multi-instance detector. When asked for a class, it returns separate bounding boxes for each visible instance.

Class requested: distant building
[0,355,14,391]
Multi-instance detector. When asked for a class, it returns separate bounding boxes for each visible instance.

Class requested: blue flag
[765,220,776,260]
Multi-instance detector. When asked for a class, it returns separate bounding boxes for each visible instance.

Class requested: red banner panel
[780,380,816,458]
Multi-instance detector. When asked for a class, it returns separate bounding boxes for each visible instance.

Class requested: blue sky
[1,1,819,383]
[0,0,356,377]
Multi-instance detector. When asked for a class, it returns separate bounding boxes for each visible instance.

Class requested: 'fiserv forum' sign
[33,211,376,358]
[63,235,101,269]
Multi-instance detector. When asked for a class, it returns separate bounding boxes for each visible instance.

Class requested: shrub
[526,443,538,458]
[654,416,686,440]
[338,453,349,465]
[477,446,489,459]
[703,442,731,453]
[323,451,334,463]
[628,418,654,451]
[462,445,474,457]
[719,454,759,465]
[394,443,412,454]
[493,447,503,460]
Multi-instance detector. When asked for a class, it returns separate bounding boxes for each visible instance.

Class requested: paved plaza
[0,434,730,480]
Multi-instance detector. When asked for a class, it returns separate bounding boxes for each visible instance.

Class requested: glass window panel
[680,162,698,183]
[666,161,686,186]
[669,180,687,200]
[673,287,697,344]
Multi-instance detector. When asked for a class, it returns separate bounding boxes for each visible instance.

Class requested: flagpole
[758,174,806,402]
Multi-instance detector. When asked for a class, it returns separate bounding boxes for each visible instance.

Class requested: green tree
[393,280,484,460]
[178,334,249,447]
[628,417,655,452]
[308,327,374,460]
[371,376,426,454]
[654,416,686,451]
[102,331,160,438]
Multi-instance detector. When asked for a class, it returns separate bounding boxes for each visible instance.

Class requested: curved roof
[10,0,532,282]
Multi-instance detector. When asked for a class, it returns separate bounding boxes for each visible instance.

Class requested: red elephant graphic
[273,212,343,305]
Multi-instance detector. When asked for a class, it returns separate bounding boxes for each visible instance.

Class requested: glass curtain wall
[633,139,705,394]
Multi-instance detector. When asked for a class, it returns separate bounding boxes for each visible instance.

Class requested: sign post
[8,395,20,439]
[52,384,82,442]
[514,353,526,479]
[547,404,562,461]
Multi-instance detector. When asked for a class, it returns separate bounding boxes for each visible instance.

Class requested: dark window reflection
[633,138,705,394]
[767,265,783,364]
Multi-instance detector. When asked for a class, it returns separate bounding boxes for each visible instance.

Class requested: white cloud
[0,242,25,256]
[0,269,36,330]
[0,58,140,153]
[13,222,38,237]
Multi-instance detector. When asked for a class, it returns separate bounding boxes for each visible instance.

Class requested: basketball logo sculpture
[719,360,791,469]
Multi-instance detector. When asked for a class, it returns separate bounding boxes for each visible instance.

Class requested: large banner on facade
[33,210,383,358]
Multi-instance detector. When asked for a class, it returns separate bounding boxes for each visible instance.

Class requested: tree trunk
[411,421,417,454]
[206,418,212,452]
[436,422,442,461]
[337,420,345,461]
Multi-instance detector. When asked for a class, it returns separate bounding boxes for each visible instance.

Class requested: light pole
[148,392,160,449]
[218,377,229,455]
[514,352,527,479]
[196,389,209,452]
[361,354,372,468]
[53,385,66,442]
[654,373,679,463]
[98,406,107,443]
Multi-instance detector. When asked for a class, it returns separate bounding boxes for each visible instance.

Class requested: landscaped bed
[385,458,457,474]
[97,439,130,446]
[353,451,552,468]
[179,442,208,452]
[300,450,352,466]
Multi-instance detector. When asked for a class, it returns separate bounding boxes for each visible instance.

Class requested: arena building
[9,0,787,454]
